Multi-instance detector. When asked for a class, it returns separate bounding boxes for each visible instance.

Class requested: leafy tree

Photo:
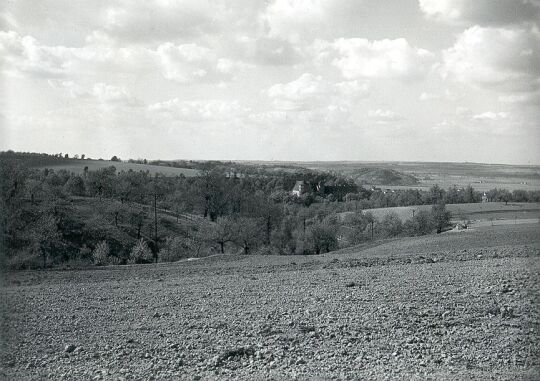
[106,201,128,227]
[431,203,451,233]
[404,210,433,236]
[159,236,190,262]
[380,212,403,237]
[429,185,446,204]
[364,211,376,239]
[307,216,338,254]
[232,217,265,254]
[341,211,369,244]
[205,216,237,254]
[28,213,63,268]
[512,189,529,202]
[85,166,117,198]
[64,175,86,196]
[463,185,478,203]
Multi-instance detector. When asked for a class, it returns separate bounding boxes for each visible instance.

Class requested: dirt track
[1,224,539,380]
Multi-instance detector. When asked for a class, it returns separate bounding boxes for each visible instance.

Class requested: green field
[33,159,200,177]
[341,202,540,225]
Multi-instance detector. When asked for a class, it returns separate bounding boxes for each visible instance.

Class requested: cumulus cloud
[418,0,540,25]
[0,30,250,84]
[0,30,158,78]
[156,42,252,83]
[147,98,250,122]
[0,31,73,77]
[260,0,365,43]
[419,90,456,101]
[329,38,434,80]
[419,92,441,101]
[262,0,328,43]
[442,26,540,92]
[0,11,19,29]
[368,109,404,123]
[233,36,303,66]
[498,91,540,105]
[48,80,142,110]
[472,111,509,120]
[267,73,369,110]
[248,105,351,131]
[104,0,223,42]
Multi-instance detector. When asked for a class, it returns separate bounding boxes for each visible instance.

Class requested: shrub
[380,212,403,237]
[6,248,42,270]
[404,211,434,236]
[253,245,281,256]
[92,240,110,266]
[79,244,92,260]
[129,239,153,264]
[159,236,188,262]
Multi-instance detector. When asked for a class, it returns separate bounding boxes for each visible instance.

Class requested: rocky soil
[1,224,539,380]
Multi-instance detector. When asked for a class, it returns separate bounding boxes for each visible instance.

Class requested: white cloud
[267,73,369,110]
[248,110,289,125]
[234,36,303,66]
[261,0,328,43]
[472,111,509,120]
[156,42,251,83]
[498,91,540,105]
[442,26,540,92]
[260,0,366,43]
[419,89,456,101]
[104,0,221,41]
[418,0,540,25]
[267,73,327,110]
[0,31,73,77]
[0,30,158,78]
[330,38,434,80]
[48,80,142,110]
[368,109,404,123]
[147,98,250,122]
[0,11,19,29]
[91,83,141,107]
[419,92,441,101]
[0,31,252,84]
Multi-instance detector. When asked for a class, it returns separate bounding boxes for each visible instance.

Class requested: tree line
[1,152,538,269]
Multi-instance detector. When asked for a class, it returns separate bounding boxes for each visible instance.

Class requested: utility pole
[154,193,158,263]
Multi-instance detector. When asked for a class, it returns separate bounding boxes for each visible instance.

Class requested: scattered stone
[64,345,77,353]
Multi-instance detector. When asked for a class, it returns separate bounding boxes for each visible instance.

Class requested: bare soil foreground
[1,224,539,380]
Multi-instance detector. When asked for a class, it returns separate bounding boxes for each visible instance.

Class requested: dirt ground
[1,224,539,380]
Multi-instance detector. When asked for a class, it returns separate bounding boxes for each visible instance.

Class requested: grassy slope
[32,159,200,177]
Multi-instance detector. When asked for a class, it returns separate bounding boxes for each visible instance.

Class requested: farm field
[32,159,200,177]
[342,202,540,226]
[1,224,539,380]
[254,161,540,191]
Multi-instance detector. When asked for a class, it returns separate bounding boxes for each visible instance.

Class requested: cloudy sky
[1,0,539,164]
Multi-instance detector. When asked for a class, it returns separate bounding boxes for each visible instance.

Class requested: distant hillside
[39,159,200,177]
[351,168,419,186]
[0,151,199,177]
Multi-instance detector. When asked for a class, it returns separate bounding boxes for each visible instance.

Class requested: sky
[0,0,539,164]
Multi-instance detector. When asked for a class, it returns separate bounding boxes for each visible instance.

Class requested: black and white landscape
[1,1,539,380]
